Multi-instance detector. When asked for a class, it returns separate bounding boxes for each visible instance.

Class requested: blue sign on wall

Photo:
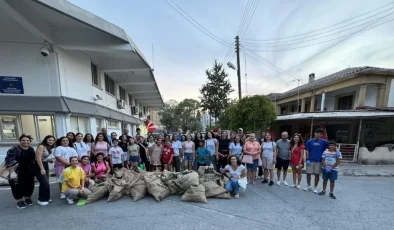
[0,76,24,94]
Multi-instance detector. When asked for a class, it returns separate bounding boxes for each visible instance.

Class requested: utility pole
[292,79,302,112]
[235,36,242,99]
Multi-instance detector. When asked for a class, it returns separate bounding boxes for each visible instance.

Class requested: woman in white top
[74,133,91,159]
[229,135,243,158]
[261,133,277,186]
[182,134,195,170]
[205,131,218,168]
[54,136,78,199]
[222,155,246,199]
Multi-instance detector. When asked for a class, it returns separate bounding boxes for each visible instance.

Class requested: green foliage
[200,60,234,120]
[158,99,180,132]
[158,99,201,132]
[227,95,277,132]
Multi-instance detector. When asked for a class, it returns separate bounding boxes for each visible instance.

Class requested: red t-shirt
[290,145,305,166]
[162,144,174,164]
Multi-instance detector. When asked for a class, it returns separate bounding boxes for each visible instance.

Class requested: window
[143,106,146,115]
[0,115,18,140]
[128,94,133,106]
[70,116,89,134]
[36,116,55,141]
[105,74,115,96]
[91,62,100,86]
[107,120,119,129]
[119,86,126,101]
[96,118,103,133]
[338,95,353,110]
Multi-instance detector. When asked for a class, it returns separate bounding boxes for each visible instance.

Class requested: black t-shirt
[218,138,230,155]
[18,146,36,172]
[138,143,147,158]
[119,142,128,152]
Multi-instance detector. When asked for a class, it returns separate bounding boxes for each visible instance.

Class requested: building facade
[269,67,394,164]
[0,0,164,162]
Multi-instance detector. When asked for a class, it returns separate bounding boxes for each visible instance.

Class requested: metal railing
[338,143,358,162]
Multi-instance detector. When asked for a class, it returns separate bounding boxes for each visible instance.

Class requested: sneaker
[289,184,296,188]
[283,181,288,186]
[269,181,274,186]
[303,186,312,191]
[261,179,268,184]
[329,193,337,199]
[48,199,53,203]
[67,198,74,205]
[60,193,66,200]
[234,194,240,199]
[313,188,318,194]
[276,181,281,186]
[37,201,49,206]
[296,185,301,189]
[24,198,34,206]
[318,191,326,196]
[17,201,27,209]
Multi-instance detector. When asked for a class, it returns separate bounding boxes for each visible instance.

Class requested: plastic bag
[238,177,247,191]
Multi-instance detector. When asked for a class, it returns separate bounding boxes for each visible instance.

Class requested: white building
[200,113,215,132]
[0,0,164,162]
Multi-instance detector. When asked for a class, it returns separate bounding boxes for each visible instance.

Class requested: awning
[122,114,137,124]
[0,96,69,113]
[277,111,394,121]
[63,97,110,118]
[109,109,124,121]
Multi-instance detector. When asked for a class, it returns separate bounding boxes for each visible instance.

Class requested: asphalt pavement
[0,176,393,230]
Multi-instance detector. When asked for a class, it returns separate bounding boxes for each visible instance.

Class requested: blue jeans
[225,179,240,194]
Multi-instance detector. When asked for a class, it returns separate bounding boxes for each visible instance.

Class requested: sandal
[234,194,240,199]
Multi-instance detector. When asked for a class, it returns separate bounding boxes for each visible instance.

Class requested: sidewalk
[338,163,394,177]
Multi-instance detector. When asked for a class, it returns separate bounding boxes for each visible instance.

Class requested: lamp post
[227,61,241,100]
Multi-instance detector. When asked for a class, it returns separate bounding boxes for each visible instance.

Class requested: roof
[277,110,394,121]
[274,66,394,100]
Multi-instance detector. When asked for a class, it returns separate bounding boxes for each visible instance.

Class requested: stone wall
[357,147,394,165]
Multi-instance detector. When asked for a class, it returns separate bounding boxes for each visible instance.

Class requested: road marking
[0,181,58,191]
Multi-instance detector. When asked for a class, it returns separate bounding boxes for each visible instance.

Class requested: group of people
[3,126,341,209]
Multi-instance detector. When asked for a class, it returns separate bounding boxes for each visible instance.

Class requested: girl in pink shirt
[242,133,261,185]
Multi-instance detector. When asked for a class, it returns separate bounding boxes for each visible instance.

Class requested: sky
[68,0,394,103]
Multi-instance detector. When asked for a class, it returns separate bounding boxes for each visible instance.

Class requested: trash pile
[86,166,231,204]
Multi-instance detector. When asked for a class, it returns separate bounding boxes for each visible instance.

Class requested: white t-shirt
[229,142,243,156]
[262,142,276,159]
[225,164,246,178]
[54,146,78,164]
[172,141,182,156]
[109,146,123,164]
[73,142,91,158]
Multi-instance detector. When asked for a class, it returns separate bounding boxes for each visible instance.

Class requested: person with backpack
[61,156,92,205]
[5,134,36,209]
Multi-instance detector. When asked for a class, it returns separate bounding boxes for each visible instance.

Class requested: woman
[222,156,246,199]
[241,134,247,146]
[242,133,261,185]
[182,134,195,171]
[91,133,110,163]
[62,156,92,205]
[162,138,174,171]
[109,139,123,170]
[149,138,163,171]
[54,136,78,199]
[110,132,118,146]
[290,134,305,189]
[261,133,277,186]
[66,132,76,146]
[196,140,210,168]
[171,134,182,172]
[193,132,203,170]
[78,155,95,189]
[91,153,110,183]
[217,131,231,172]
[128,137,140,170]
[181,135,187,142]
[229,135,243,158]
[35,135,55,206]
[137,136,150,171]
[205,131,218,168]
[119,134,129,168]
[74,133,91,159]
[5,134,36,209]
[83,133,94,150]
[148,135,156,149]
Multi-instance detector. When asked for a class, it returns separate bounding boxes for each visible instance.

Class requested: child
[128,137,140,170]
[162,140,174,171]
[109,139,123,170]
[318,141,342,199]
[196,140,210,168]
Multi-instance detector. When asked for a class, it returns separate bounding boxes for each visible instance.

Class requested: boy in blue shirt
[196,140,210,168]
[319,141,342,199]
[304,128,329,194]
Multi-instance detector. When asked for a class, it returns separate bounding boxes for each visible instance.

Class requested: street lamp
[227,62,237,70]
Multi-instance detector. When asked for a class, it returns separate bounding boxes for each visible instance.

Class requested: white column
[320,92,326,111]
[131,124,137,137]
[89,117,97,137]
[54,114,67,137]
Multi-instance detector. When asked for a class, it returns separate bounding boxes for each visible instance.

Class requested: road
[0,176,393,230]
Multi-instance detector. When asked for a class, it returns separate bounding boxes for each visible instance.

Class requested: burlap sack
[0,162,17,180]
[130,178,147,201]
[87,185,108,203]
[213,192,231,199]
[202,180,228,197]
[181,184,207,203]
[175,171,199,191]
[144,172,171,202]
[161,170,181,195]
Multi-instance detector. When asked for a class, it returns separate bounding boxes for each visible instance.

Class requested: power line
[241,0,260,38]
[242,1,394,41]
[164,0,231,47]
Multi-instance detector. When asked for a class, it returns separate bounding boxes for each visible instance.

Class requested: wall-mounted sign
[0,76,24,94]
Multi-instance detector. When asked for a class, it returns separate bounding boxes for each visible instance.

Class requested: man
[137,136,149,171]
[171,134,183,172]
[304,128,329,194]
[136,128,141,138]
[101,128,111,143]
[177,128,183,142]
[123,128,132,141]
[216,128,222,139]
[275,131,291,186]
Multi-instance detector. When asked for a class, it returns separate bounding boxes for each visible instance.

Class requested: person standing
[109,139,123,170]
[261,133,277,186]
[171,135,182,172]
[182,134,195,171]
[275,132,291,186]
[150,138,163,171]
[242,133,261,185]
[35,135,55,206]
[101,128,112,143]
[127,137,140,170]
[119,134,129,168]
[304,128,329,194]
[257,131,266,179]
[74,133,91,159]
[217,131,230,172]
[205,131,218,168]
[289,134,305,189]
[123,128,132,141]
[138,136,150,171]
[177,128,183,142]
[229,135,243,158]
[318,141,342,199]
[5,135,36,209]
[196,140,210,168]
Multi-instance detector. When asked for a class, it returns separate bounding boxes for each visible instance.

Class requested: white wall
[388,79,394,107]
[365,84,378,107]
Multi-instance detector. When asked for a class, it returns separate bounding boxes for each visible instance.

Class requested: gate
[338,144,357,162]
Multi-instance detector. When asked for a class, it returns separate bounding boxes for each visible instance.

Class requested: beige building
[269,66,394,164]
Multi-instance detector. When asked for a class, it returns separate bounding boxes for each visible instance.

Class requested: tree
[158,99,180,132]
[227,95,277,132]
[176,98,200,132]
[200,60,234,124]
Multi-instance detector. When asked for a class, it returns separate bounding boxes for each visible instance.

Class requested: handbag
[238,177,247,191]
[241,154,253,164]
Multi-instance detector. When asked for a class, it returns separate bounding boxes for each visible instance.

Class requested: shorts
[246,159,258,170]
[129,156,140,163]
[184,152,194,162]
[306,162,322,174]
[322,170,338,181]
[262,156,274,169]
[275,158,290,171]
[122,153,128,162]
[113,163,123,170]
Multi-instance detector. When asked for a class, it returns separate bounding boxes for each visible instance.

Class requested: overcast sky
[69,0,394,102]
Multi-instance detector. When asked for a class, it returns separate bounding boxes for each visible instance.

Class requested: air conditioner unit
[117,100,126,109]
[132,106,139,115]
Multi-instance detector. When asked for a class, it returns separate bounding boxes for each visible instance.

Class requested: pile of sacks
[86,166,231,204]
